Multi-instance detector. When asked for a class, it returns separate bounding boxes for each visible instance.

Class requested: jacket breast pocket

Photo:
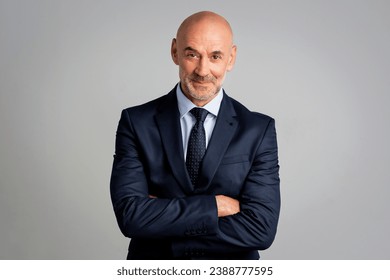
[220,154,249,165]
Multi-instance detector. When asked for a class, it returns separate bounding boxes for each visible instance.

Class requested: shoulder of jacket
[227,94,275,123]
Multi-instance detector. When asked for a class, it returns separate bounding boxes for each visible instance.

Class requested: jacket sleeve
[110,109,219,238]
[171,119,281,257]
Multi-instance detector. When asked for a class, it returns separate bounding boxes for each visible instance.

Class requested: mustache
[189,74,216,83]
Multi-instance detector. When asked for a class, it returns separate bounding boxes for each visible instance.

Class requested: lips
[191,78,215,84]
[192,80,210,85]
[189,74,215,84]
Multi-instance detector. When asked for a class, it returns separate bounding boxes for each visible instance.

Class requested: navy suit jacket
[110,86,280,259]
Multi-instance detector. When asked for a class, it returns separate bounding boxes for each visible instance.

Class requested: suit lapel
[196,93,238,193]
[155,88,194,194]
[155,89,238,195]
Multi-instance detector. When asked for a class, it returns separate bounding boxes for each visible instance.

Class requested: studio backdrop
[1,0,389,259]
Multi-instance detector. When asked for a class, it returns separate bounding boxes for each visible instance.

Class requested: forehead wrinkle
[181,36,230,54]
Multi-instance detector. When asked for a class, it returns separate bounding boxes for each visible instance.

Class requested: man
[110,11,280,260]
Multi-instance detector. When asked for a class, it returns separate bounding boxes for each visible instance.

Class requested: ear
[226,45,237,72]
[171,38,179,65]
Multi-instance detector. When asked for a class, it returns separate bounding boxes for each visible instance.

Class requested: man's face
[171,20,236,106]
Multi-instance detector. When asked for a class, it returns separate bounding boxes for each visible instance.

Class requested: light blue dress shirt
[176,83,223,160]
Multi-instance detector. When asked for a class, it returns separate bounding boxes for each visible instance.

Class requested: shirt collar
[176,83,223,118]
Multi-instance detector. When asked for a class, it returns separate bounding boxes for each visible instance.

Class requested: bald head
[176,11,234,45]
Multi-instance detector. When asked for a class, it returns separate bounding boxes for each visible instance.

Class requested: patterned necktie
[186,107,209,187]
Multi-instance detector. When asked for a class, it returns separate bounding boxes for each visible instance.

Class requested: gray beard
[183,78,221,102]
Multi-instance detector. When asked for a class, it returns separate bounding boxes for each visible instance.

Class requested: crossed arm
[151,194,239,217]
[110,109,280,255]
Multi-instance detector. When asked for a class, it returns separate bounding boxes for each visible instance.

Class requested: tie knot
[190,107,208,122]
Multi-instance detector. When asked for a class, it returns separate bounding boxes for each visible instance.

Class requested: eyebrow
[184,46,197,52]
[211,50,224,56]
[184,47,224,56]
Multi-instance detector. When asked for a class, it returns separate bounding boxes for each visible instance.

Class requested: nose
[194,57,210,77]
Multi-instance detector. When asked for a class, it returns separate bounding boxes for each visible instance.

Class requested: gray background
[1,0,389,259]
